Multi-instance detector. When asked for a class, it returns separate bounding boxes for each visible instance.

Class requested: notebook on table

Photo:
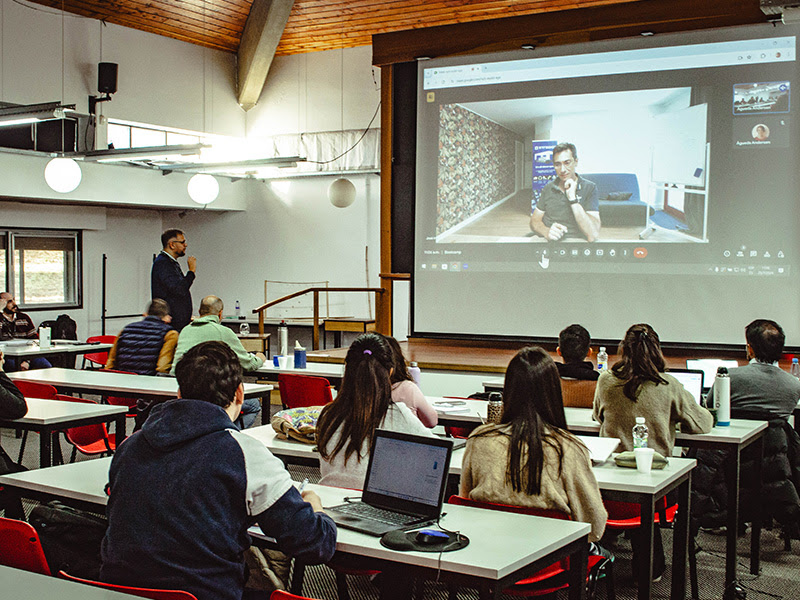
[325,429,454,536]
[666,368,705,405]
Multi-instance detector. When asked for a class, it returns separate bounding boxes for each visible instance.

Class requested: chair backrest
[447,495,570,521]
[560,378,597,408]
[0,517,51,575]
[102,369,139,410]
[55,395,111,448]
[59,571,199,599]
[271,591,323,600]
[83,335,117,368]
[13,380,58,399]
[278,373,334,409]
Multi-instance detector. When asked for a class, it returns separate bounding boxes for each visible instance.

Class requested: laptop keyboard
[333,503,421,526]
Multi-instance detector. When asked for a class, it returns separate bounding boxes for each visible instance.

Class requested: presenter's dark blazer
[151,253,195,331]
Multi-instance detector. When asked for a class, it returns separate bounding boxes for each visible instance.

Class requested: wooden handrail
[253,286,385,350]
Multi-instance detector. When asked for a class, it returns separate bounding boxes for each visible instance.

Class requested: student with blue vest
[105,298,178,375]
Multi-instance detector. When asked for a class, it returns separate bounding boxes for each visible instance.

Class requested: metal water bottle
[408,361,422,387]
[714,366,730,427]
[487,392,503,424]
[278,320,288,357]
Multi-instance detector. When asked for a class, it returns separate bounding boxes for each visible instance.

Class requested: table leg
[379,567,415,600]
[568,540,588,600]
[750,435,764,576]
[671,473,691,600]
[115,415,127,445]
[637,496,655,600]
[724,447,741,599]
[39,429,52,468]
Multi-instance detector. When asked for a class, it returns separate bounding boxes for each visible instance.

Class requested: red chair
[56,395,116,462]
[102,368,139,418]
[278,373,334,409]
[442,396,479,439]
[13,381,59,464]
[59,571,198,599]
[0,517,51,575]
[448,496,614,600]
[81,335,116,369]
[272,591,322,600]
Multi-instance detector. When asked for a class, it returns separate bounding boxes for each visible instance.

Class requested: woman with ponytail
[316,333,433,489]
[593,323,712,458]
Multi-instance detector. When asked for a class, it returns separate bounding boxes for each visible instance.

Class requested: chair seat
[506,555,610,596]
[604,500,678,529]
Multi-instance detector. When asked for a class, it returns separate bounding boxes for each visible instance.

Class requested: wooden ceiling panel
[26,0,648,55]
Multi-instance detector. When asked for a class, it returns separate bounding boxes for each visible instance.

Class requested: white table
[0,340,113,369]
[255,360,344,383]
[0,458,591,600]
[0,564,142,599]
[8,367,272,401]
[0,398,128,468]
[251,483,591,600]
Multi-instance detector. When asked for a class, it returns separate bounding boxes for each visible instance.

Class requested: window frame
[2,228,83,311]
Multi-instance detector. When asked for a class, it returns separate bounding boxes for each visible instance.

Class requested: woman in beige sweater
[460,346,607,542]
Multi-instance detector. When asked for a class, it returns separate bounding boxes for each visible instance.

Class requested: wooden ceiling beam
[372,0,769,65]
[237,0,295,110]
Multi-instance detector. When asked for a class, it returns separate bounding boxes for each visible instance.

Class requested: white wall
[0,1,387,338]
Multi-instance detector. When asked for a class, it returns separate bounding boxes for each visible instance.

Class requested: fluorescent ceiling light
[81,143,207,163]
[157,156,304,174]
[0,101,76,128]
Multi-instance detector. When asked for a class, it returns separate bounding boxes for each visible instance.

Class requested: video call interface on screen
[413,23,800,346]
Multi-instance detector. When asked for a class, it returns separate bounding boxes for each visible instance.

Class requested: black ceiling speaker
[98,62,118,94]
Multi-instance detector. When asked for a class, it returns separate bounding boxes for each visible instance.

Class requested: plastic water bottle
[597,347,608,372]
[714,366,730,427]
[792,358,800,379]
[235,300,241,318]
[408,361,422,387]
[632,416,649,448]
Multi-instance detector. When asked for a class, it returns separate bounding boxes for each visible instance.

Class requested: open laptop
[325,429,453,536]
[685,359,738,392]
[666,368,705,405]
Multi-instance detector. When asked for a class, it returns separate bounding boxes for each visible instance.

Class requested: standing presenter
[530,142,601,242]
[151,229,196,331]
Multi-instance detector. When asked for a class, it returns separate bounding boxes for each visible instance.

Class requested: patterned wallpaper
[437,104,519,235]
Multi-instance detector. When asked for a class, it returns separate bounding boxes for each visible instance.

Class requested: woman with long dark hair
[384,335,438,427]
[593,323,712,457]
[316,333,433,489]
[460,346,607,541]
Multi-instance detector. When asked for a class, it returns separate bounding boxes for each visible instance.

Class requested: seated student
[706,319,800,421]
[0,293,52,371]
[593,323,713,458]
[556,324,599,381]
[171,295,264,428]
[316,333,434,489]
[106,299,178,375]
[0,349,28,517]
[460,347,607,542]
[101,341,336,600]
[384,335,438,427]
[592,323,712,581]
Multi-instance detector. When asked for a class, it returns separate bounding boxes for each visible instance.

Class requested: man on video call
[530,142,601,242]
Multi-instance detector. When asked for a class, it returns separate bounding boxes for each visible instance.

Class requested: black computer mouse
[415,529,449,545]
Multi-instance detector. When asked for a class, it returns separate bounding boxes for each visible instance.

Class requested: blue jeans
[4,357,52,371]
[235,397,262,430]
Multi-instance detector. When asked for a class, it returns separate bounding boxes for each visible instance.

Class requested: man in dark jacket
[100,341,336,600]
[105,299,177,375]
[556,324,599,381]
[151,229,196,331]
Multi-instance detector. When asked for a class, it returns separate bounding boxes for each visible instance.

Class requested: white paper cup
[277,356,289,370]
[634,447,655,473]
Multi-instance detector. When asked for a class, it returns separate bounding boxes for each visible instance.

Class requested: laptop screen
[362,430,453,516]
[667,369,705,404]
[686,359,739,388]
